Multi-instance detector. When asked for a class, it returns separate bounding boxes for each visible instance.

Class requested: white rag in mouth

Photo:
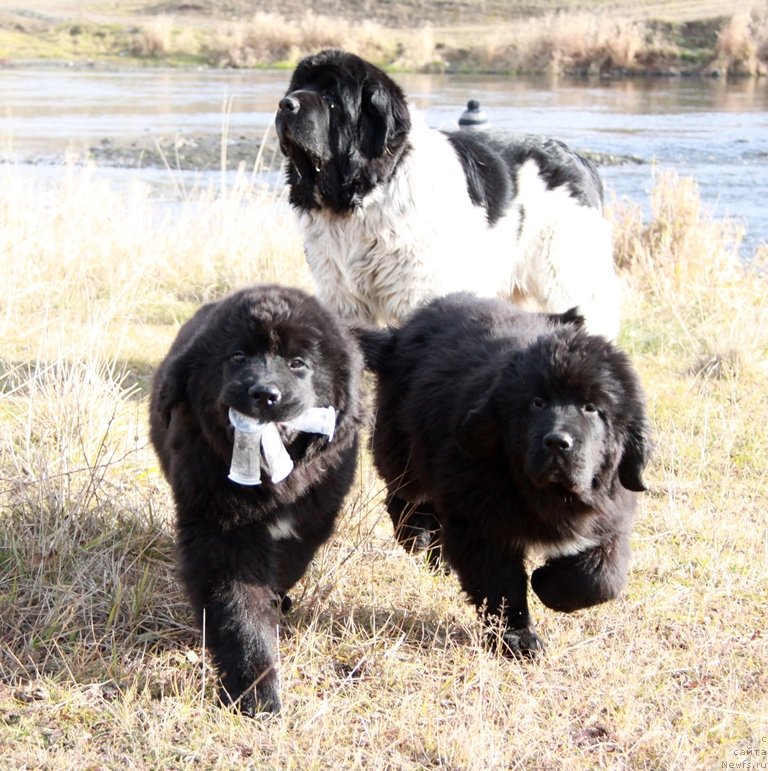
[228,406,336,486]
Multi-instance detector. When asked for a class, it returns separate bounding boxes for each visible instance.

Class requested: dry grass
[710,3,768,75]
[462,12,679,75]
[132,14,176,58]
[1,156,767,768]
[610,168,768,378]
[187,11,683,74]
[207,12,402,70]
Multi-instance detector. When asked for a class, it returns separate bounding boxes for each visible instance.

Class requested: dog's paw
[220,665,282,718]
[531,561,581,612]
[241,690,282,718]
[531,552,623,613]
[484,626,544,659]
[222,681,281,718]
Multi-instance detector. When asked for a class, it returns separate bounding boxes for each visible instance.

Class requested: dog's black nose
[543,431,573,454]
[278,95,300,114]
[248,384,282,409]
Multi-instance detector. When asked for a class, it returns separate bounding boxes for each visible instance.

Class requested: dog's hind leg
[385,491,444,570]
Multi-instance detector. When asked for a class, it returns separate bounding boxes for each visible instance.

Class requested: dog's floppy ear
[360,80,409,159]
[618,414,652,492]
[154,349,194,428]
[456,384,502,459]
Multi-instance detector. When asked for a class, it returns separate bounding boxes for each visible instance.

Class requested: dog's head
[459,326,651,504]
[275,49,411,213]
[154,285,361,457]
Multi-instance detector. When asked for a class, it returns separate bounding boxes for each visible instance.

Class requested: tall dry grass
[472,12,677,75]
[204,10,672,74]
[712,4,768,76]
[132,14,176,57]
[207,12,409,70]
[207,11,441,73]
[611,168,767,378]
[1,158,767,768]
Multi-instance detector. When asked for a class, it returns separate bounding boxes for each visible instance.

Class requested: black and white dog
[276,49,620,338]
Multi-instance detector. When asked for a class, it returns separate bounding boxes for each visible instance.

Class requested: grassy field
[0,0,766,75]
[0,150,766,767]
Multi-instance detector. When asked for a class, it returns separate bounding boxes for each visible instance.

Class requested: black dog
[276,49,619,338]
[149,285,364,714]
[357,293,650,655]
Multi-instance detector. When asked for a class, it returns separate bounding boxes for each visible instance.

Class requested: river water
[1,67,766,256]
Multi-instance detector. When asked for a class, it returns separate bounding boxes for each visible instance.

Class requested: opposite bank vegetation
[0,4,767,76]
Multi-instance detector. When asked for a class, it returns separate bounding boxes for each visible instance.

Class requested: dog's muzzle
[275,89,329,165]
[526,431,587,494]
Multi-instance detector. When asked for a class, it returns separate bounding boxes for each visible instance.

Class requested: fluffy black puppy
[149,285,364,714]
[358,293,650,655]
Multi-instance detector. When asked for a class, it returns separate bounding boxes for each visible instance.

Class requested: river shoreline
[15,132,638,175]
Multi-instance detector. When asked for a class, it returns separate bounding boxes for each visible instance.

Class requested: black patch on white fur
[445,131,513,225]
[446,131,605,225]
[483,132,605,210]
[275,50,618,337]
[278,52,603,219]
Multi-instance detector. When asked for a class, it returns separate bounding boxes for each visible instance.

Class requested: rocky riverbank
[80,132,645,174]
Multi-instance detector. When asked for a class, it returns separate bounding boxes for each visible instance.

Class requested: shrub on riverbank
[0,160,766,767]
[464,11,679,75]
[710,6,768,75]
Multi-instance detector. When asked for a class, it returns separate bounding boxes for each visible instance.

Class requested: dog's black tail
[546,306,585,328]
[352,325,395,373]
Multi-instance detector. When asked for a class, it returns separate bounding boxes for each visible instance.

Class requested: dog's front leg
[531,528,631,613]
[441,522,544,657]
[177,522,282,715]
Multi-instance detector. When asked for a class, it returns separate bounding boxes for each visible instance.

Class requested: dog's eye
[583,402,598,414]
[289,358,307,371]
[530,397,546,411]
[230,351,246,364]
